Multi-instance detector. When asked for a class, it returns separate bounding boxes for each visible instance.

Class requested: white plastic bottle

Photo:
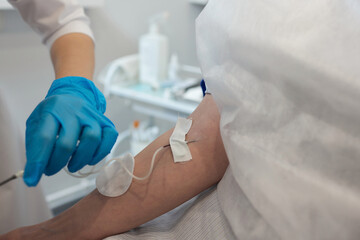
[168,53,181,82]
[139,13,169,88]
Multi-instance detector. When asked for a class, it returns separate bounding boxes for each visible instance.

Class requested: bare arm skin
[50,33,95,80]
[1,94,228,240]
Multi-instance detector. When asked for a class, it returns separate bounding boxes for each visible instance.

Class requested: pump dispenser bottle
[139,13,169,88]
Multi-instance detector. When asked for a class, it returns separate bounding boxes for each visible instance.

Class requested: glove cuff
[46,76,106,114]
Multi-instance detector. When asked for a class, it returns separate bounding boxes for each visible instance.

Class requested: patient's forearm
[5,95,228,240]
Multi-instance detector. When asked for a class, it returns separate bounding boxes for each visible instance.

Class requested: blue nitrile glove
[24,76,118,187]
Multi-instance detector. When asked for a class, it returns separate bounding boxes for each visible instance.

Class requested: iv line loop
[64,140,197,180]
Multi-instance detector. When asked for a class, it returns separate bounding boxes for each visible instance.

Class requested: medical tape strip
[170,117,193,163]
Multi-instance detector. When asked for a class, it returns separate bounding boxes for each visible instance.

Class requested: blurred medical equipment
[168,54,181,82]
[24,76,118,187]
[139,12,170,88]
[130,120,159,155]
[98,10,202,103]
[98,54,203,105]
[101,55,139,97]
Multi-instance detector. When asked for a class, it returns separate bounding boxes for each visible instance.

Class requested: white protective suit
[0,0,93,233]
[197,0,360,239]
[109,0,360,239]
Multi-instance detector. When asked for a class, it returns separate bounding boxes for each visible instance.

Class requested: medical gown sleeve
[8,0,94,48]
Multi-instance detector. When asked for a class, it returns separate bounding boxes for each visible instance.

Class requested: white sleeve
[8,0,94,48]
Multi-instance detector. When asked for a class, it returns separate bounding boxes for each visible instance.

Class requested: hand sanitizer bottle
[139,12,169,89]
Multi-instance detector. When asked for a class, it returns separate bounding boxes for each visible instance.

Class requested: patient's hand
[1,94,229,240]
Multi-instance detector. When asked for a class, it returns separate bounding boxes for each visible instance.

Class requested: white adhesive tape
[170,117,193,163]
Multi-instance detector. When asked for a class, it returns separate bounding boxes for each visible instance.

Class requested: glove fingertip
[23,163,44,187]
[89,155,104,166]
[67,164,80,173]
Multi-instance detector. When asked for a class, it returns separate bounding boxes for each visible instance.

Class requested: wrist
[46,76,106,114]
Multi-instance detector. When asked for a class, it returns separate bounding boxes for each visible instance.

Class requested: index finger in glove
[24,113,59,187]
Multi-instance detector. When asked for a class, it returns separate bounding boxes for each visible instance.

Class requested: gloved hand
[24,76,118,187]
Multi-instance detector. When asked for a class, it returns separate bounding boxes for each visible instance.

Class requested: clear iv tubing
[65,140,197,181]
[121,145,165,181]
[64,145,167,181]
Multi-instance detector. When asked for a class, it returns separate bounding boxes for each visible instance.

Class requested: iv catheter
[0,170,24,187]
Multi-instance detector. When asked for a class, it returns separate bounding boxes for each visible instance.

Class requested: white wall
[0,0,203,197]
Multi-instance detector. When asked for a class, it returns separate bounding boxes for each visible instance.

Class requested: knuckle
[84,130,101,142]
[107,127,119,138]
[42,95,60,107]
[26,109,46,126]
[26,115,36,126]
[57,139,74,153]
[38,131,54,143]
